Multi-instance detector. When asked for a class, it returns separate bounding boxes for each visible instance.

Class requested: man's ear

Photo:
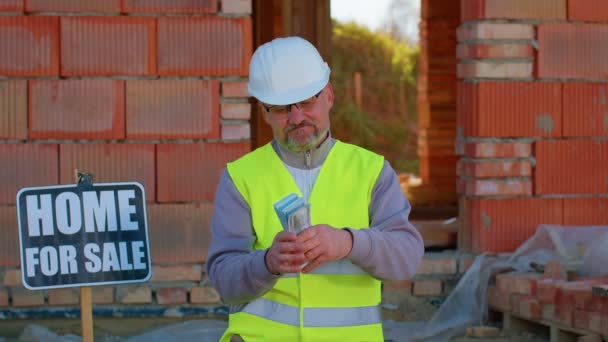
[259,102,271,124]
[325,83,335,108]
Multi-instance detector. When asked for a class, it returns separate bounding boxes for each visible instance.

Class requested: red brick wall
[458,0,608,252]
[0,0,252,308]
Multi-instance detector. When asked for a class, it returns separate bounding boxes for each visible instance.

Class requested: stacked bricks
[488,263,608,337]
[383,252,476,300]
[458,0,608,253]
[0,0,252,310]
[415,0,460,205]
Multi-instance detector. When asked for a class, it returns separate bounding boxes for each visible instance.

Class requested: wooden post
[80,287,94,342]
[75,169,94,342]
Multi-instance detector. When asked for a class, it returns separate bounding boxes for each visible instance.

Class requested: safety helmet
[248,36,331,105]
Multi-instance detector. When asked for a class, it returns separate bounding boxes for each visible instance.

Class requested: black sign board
[17,182,151,290]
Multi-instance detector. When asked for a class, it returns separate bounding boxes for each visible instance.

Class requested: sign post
[16,172,152,341]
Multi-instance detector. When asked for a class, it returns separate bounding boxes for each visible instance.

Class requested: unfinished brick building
[0,0,606,337]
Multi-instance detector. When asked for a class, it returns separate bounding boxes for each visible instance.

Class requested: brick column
[415,0,460,205]
[457,0,608,252]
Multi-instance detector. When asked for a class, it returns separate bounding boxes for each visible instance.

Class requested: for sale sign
[16,182,151,290]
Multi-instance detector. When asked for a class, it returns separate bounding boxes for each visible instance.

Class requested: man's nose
[287,105,305,124]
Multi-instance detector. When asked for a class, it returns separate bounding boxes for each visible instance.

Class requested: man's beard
[282,122,328,152]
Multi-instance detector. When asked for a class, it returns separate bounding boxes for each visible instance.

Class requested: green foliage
[330,20,419,173]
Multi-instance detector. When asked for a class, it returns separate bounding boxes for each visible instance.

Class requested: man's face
[262,83,334,152]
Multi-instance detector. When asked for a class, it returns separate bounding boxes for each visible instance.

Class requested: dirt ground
[0,317,553,342]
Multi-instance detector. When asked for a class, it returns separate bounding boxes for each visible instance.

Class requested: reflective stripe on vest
[282,259,367,278]
[243,298,381,327]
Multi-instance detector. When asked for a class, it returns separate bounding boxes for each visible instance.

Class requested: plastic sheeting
[11,225,608,342]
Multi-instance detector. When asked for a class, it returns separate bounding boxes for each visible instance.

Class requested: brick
[92,287,114,304]
[518,296,542,320]
[123,0,216,13]
[12,288,45,306]
[564,198,608,226]
[0,80,27,139]
[221,103,251,120]
[457,23,535,41]
[61,17,156,76]
[0,207,19,267]
[515,273,543,295]
[457,44,533,59]
[48,288,79,305]
[26,0,121,12]
[563,83,608,137]
[158,17,252,76]
[0,289,8,306]
[535,140,608,195]
[148,204,213,264]
[461,0,483,21]
[543,261,567,280]
[0,16,59,76]
[538,279,566,304]
[151,264,203,282]
[116,286,151,304]
[457,62,532,79]
[222,81,249,98]
[463,82,561,137]
[0,144,58,205]
[574,309,591,330]
[588,312,608,335]
[554,305,574,326]
[59,144,155,201]
[465,198,562,253]
[464,142,532,158]
[538,24,608,79]
[3,269,21,287]
[156,287,187,305]
[222,123,251,141]
[458,161,532,178]
[157,143,249,202]
[0,0,23,11]
[463,179,532,196]
[416,257,457,275]
[421,0,460,19]
[221,0,251,14]
[126,80,219,139]
[383,280,412,294]
[413,280,442,296]
[487,286,510,311]
[485,0,566,20]
[496,272,517,294]
[509,293,526,315]
[190,286,220,304]
[30,80,125,140]
[569,0,608,22]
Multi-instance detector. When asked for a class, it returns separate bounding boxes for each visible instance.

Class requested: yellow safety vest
[224,140,385,342]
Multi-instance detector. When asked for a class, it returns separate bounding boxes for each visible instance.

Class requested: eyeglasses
[263,90,323,118]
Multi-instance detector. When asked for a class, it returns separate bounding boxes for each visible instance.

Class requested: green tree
[331,20,419,173]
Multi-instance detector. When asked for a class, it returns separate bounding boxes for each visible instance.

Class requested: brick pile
[488,262,608,337]
[0,0,252,311]
[457,0,608,253]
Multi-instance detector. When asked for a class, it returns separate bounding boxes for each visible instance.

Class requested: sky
[330,0,420,42]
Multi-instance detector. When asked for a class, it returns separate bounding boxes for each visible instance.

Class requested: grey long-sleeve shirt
[206,137,424,304]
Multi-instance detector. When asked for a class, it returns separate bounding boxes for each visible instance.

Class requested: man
[207,36,424,342]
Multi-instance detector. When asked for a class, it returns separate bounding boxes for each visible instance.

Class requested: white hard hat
[248,36,331,105]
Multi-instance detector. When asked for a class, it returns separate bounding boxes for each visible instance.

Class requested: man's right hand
[265,231,306,275]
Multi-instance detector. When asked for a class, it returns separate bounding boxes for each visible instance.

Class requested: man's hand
[265,231,307,275]
[297,224,353,273]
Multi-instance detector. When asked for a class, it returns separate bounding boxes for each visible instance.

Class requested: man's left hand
[297,224,353,273]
